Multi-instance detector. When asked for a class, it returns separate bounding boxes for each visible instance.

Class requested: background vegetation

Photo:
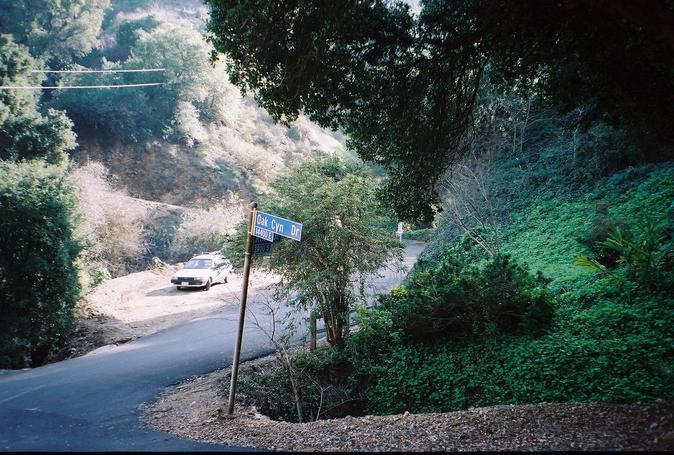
[0,162,82,367]
[0,0,347,367]
[234,92,674,422]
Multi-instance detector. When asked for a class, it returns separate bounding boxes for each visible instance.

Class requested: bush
[0,161,82,368]
[355,279,674,415]
[574,218,673,291]
[234,347,361,422]
[72,163,147,280]
[574,205,628,270]
[380,254,553,344]
[402,228,433,241]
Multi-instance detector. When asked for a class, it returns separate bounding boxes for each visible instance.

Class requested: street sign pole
[227,201,257,415]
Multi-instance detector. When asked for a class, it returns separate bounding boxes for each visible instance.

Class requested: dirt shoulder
[69,266,278,358]
[139,354,674,452]
[67,241,424,359]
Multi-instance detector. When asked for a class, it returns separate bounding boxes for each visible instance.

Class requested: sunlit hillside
[65,0,347,209]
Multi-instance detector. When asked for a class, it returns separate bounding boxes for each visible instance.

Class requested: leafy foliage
[0,0,110,66]
[225,156,402,345]
[0,35,77,164]
[575,221,673,290]
[50,22,238,144]
[205,0,674,223]
[0,161,82,368]
[378,254,553,344]
[361,297,674,414]
[106,16,160,61]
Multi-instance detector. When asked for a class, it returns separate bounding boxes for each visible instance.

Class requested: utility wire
[0,82,164,90]
[31,68,167,73]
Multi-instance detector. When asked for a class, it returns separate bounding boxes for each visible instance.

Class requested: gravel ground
[139,356,674,452]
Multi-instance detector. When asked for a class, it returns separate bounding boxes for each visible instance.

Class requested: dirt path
[69,266,279,357]
[68,241,426,359]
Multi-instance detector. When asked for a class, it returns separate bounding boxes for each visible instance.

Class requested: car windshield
[184,259,213,269]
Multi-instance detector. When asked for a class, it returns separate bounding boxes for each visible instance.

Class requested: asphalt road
[0,241,423,451]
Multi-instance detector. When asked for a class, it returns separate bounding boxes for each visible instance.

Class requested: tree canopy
[50,23,237,143]
[0,35,77,164]
[0,161,82,367]
[0,0,110,67]
[227,157,402,345]
[205,0,674,223]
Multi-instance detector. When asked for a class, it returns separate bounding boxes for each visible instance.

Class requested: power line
[0,82,164,90]
[31,68,167,73]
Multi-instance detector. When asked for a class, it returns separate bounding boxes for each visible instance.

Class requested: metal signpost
[227,204,303,415]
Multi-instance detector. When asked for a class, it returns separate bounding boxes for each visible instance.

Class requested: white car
[170,252,233,291]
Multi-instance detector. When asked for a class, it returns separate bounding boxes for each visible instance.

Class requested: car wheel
[176,286,182,290]
[204,279,211,291]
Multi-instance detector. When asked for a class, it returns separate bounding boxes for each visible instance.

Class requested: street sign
[229,204,301,416]
[254,210,302,241]
[253,225,275,242]
[253,241,272,255]
[252,235,273,255]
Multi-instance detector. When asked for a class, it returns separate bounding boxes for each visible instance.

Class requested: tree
[106,16,160,62]
[0,161,83,368]
[0,0,110,66]
[205,0,674,223]
[0,35,77,164]
[228,157,402,346]
[50,22,238,143]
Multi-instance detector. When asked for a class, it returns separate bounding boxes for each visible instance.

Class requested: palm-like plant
[574,221,671,288]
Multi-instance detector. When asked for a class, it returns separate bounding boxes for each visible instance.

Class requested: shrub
[234,347,360,422]
[575,206,628,270]
[72,163,146,280]
[357,280,674,415]
[381,254,553,344]
[0,161,82,368]
[574,219,673,291]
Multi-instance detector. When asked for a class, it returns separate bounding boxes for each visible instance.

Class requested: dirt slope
[139,358,674,452]
[69,266,278,358]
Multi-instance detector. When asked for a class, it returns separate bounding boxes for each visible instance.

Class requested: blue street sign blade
[254,210,302,241]
[252,225,275,242]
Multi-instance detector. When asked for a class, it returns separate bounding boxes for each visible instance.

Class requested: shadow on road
[145,284,225,297]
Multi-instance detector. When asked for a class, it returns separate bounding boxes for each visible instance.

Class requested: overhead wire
[0,82,164,90]
[0,68,167,89]
[30,68,167,73]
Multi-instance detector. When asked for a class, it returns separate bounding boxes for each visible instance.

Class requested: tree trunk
[324,295,346,345]
[309,315,317,351]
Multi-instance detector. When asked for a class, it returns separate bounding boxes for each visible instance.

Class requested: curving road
[0,241,423,451]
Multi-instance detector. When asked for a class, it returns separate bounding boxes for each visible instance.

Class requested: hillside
[201,96,673,425]
[65,0,347,209]
[60,0,350,281]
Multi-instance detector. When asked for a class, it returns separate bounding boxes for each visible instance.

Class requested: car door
[211,257,223,282]
[216,256,231,283]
